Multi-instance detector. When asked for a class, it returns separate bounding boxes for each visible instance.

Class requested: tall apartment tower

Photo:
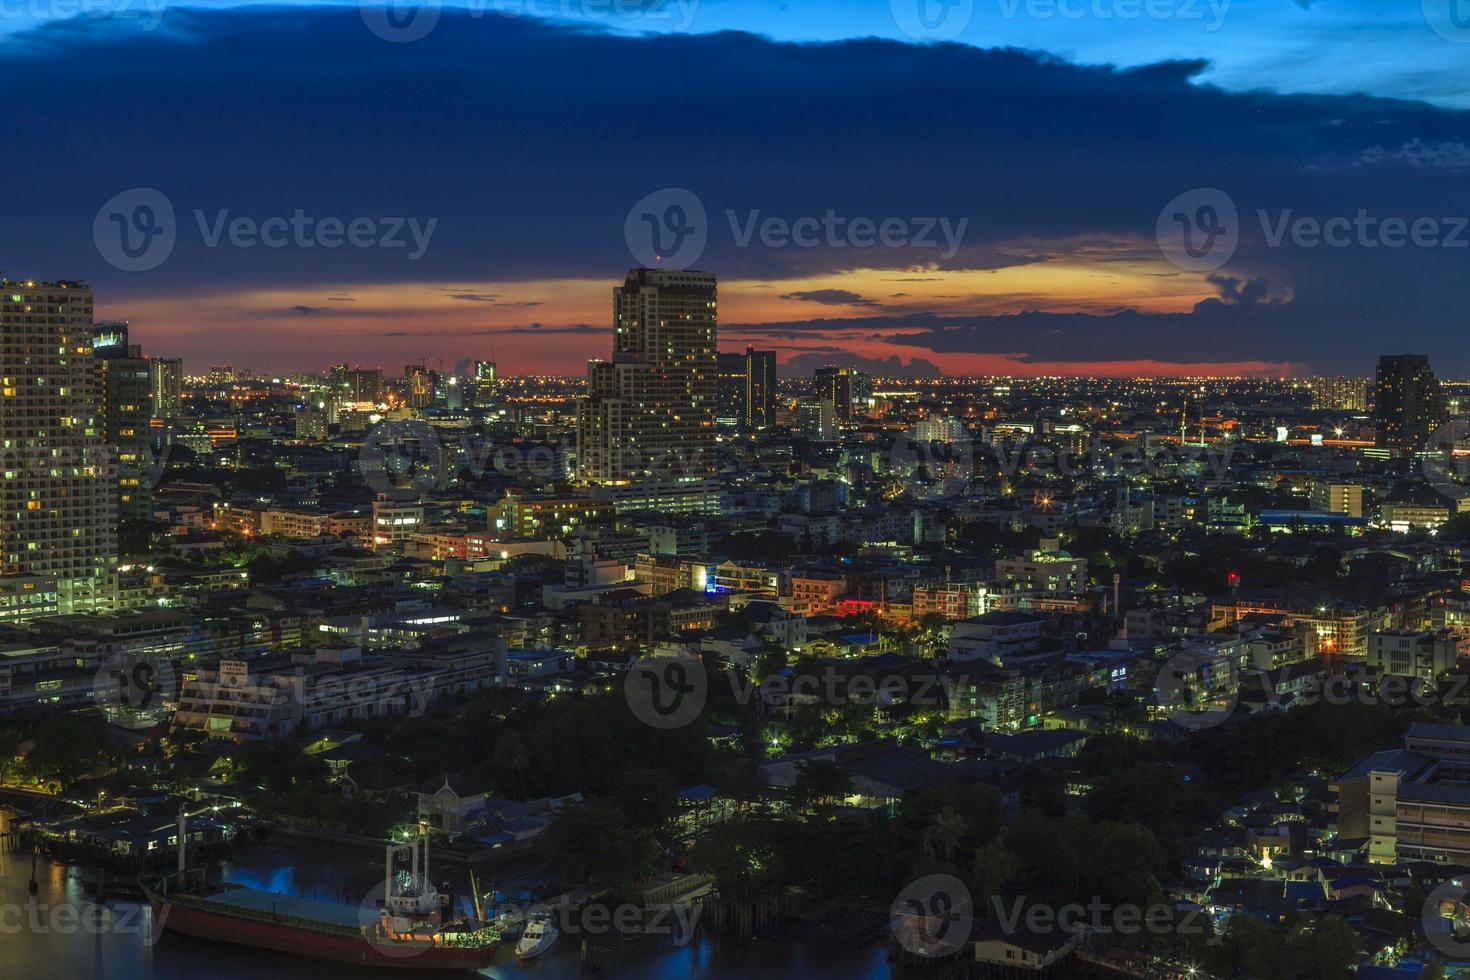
[92,322,155,521]
[814,366,866,422]
[1308,376,1367,412]
[719,347,777,430]
[577,268,718,485]
[346,367,384,403]
[150,357,183,418]
[716,352,746,428]
[744,347,777,430]
[0,280,117,615]
[1376,354,1445,454]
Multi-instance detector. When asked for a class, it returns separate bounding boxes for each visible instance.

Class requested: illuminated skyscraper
[576,269,717,506]
[150,357,183,419]
[473,360,497,409]
[814,366,864,422]
[719,348,777,430]
[1307,376,1367,412]
[92,322,154,521]
[744,347,777,430]
[0,280,117,615]
[716,352,746,428]
[346,367,384,403]
[1376,354,1445,453]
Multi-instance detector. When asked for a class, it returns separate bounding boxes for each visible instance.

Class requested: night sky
[4,1,1469,377]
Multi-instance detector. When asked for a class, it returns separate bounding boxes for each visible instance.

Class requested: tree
[920,806,968,865]
[541,801,658,886]
[614,769,678,833]
[969,842,1018,918]
[25,716,117,788]
[1288,915,1360,980]
[788,760,852,814]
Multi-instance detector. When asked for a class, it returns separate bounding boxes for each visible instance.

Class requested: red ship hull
[145,887,499,972]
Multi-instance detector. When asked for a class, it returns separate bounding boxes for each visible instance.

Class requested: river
[0,811,894,980]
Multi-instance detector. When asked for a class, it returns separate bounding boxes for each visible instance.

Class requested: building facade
[0,280,117,614]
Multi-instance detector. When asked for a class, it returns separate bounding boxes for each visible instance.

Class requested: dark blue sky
[2,2,1468,376]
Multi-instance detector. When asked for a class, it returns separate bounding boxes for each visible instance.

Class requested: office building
[0,279,117,614]
[576,268,718,491]
[1376,354,1444,453]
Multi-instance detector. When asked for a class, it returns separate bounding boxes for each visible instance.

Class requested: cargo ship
[143,816,499,971]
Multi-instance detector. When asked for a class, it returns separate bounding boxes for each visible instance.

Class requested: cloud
[3,9,1470,373]
[782,351,942,378]
[779,289,881,308]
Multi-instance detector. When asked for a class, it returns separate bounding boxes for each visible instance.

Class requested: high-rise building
[1307,376,1368,412]
[744,347,777,430]
[814,366,864,422]
[716,352,746,428]
[207,365,234,385]
[295,401,328,441]
[715,347,776,430]
[1376,354,1445,454]
[0,279,117,615]
[346,367,384,403]
[405,364,433,409]
[150,357,183,419]
[577,268,718,487]
[473,360,497,409]
[797,398,839,442]
[92,322,154,521]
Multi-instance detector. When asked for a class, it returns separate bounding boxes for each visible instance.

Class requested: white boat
[514,910,558,959]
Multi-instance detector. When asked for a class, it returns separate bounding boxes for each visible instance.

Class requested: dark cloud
[782,351,942,378]
[1,9,1468,371]
[778,289,881,308]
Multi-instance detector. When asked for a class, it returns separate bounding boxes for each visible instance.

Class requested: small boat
[514,909,558,959]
